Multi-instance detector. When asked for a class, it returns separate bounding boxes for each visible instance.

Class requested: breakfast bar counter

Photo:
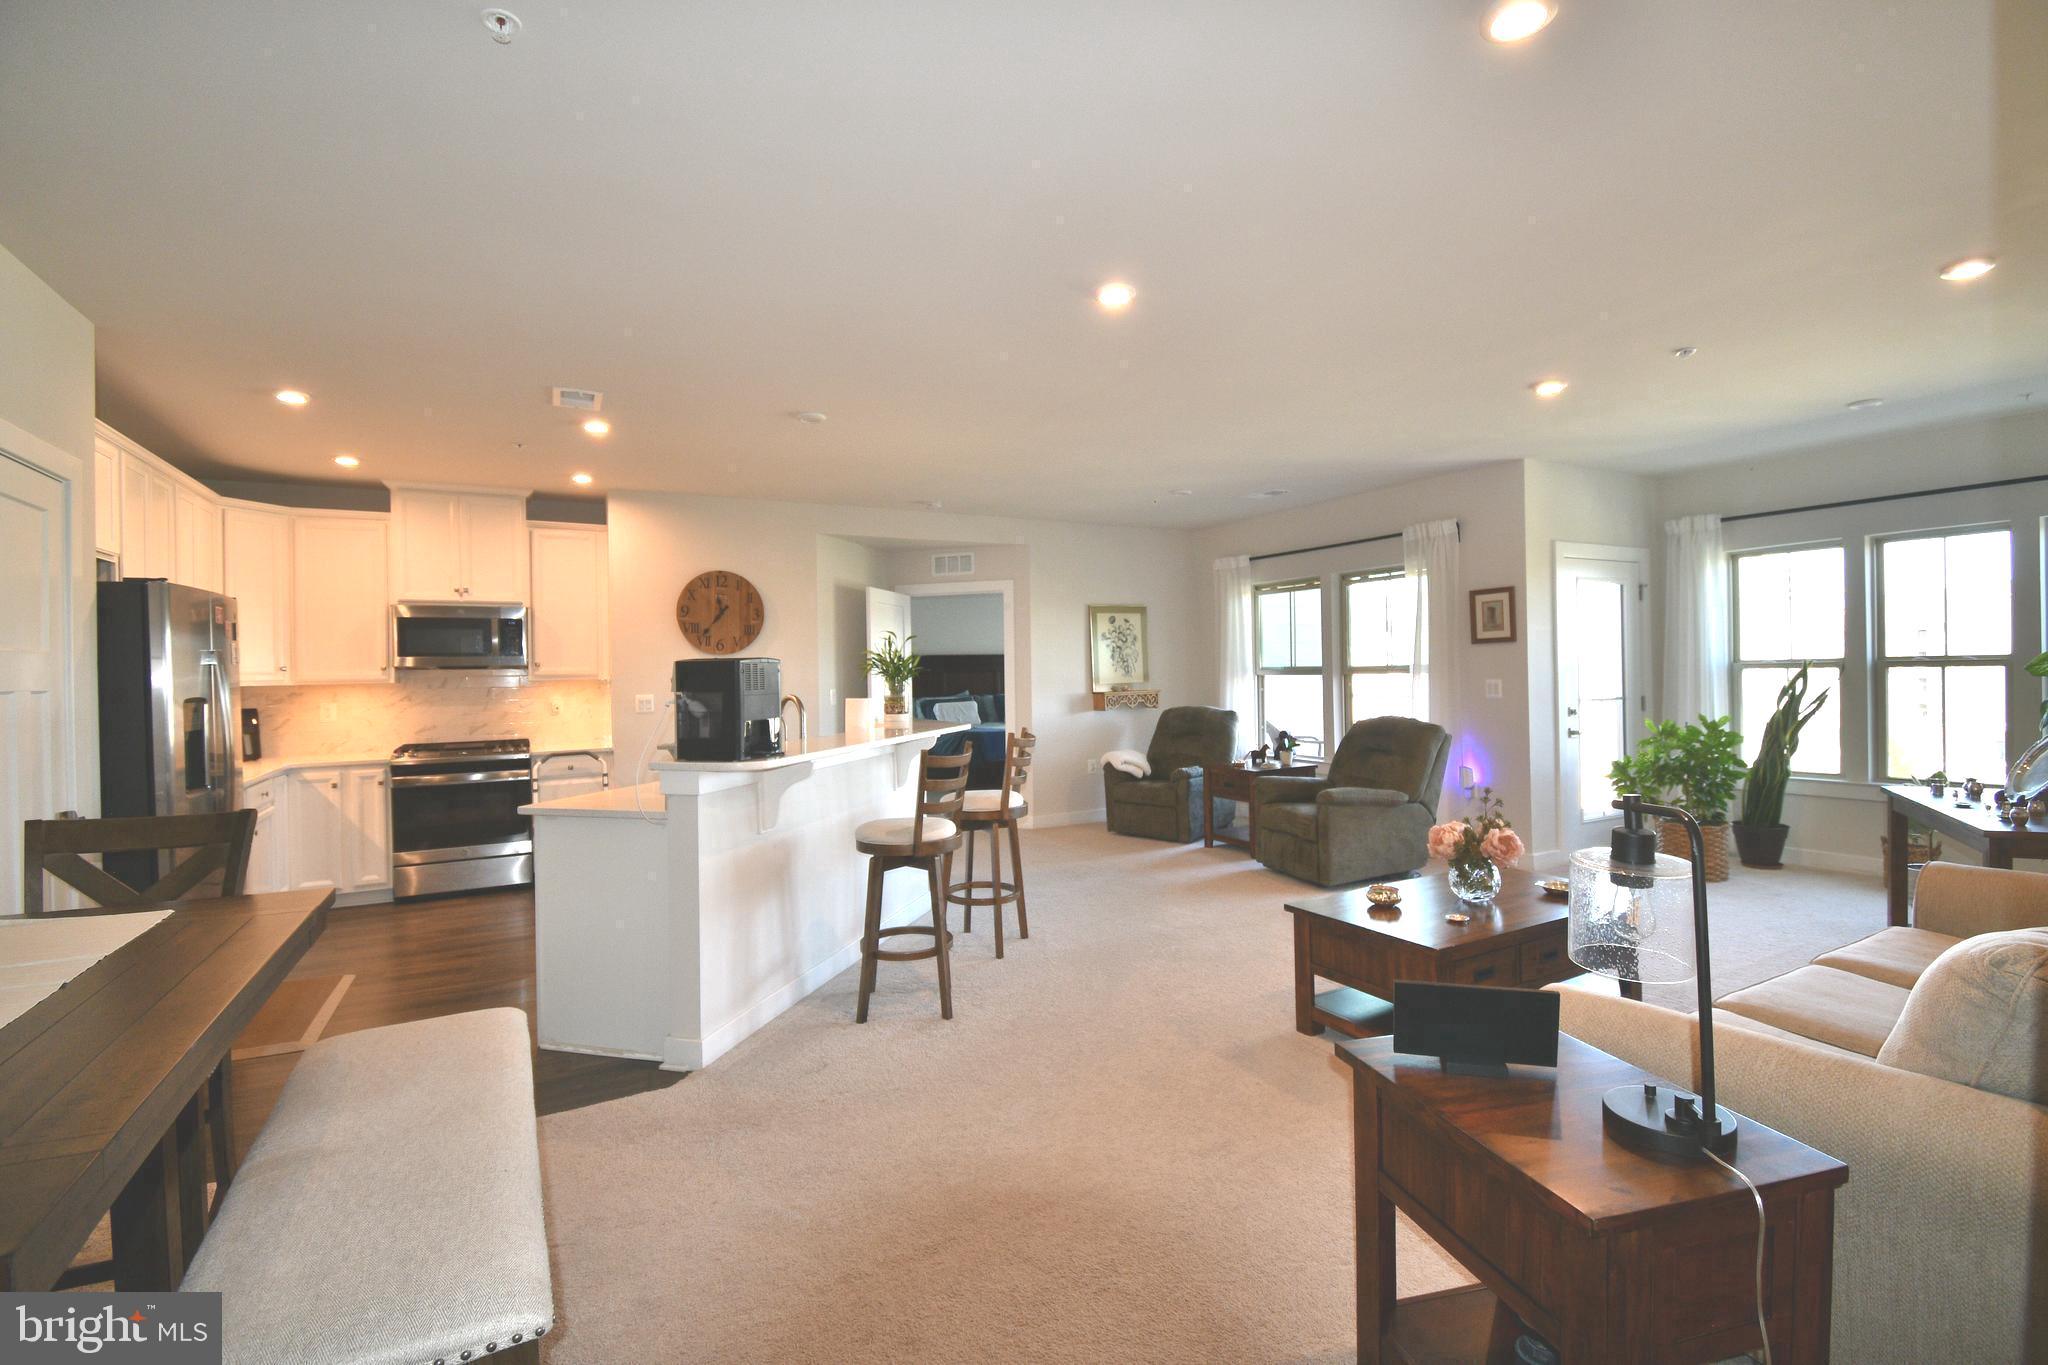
[523,721,966,1069]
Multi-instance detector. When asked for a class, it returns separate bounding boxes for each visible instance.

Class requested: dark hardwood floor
[230,887,684,1161]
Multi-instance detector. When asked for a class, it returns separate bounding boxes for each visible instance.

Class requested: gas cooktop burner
[391,737,532,761]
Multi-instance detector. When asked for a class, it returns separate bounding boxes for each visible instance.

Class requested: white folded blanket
[1102,749,1151,778]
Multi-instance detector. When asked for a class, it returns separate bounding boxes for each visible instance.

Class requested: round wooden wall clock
[676,570,765,654]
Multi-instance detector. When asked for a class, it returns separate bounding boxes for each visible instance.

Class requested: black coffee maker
[673,657,783,761]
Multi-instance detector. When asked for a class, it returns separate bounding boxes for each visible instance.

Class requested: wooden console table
[1202,760,1319,855]
[1881,782,2048,927]
[1341,1033,1848,1363]
[1284,869,1636,1038]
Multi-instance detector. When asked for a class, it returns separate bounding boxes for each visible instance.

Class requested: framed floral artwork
[1469,586,1517,644]
[1088,605,1149,690]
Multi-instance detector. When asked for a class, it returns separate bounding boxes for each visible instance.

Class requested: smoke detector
[551,387,602,412]
[482,9,521,44]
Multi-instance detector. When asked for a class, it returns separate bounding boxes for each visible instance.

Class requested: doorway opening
[867,581,1016,789]
[1555,544,1648,853]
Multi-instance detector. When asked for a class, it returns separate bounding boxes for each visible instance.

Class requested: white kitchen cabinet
[243,774,287,894]
[173,484,223,592]
[284,762,391,894]
[389,486,530,603]
[529,525,609,678]
[119,448,176,581]
[93,437,121,558]
[341,766,392,892]
[223,504,294,684]
[291,514,391,683]
[534,750,611,803]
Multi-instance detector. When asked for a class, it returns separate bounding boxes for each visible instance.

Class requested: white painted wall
[815,534,884,718]
[908,592,1005,654]
[607,496,1204,826]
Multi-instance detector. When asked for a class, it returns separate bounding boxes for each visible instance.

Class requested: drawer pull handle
[1471,966,1496,982]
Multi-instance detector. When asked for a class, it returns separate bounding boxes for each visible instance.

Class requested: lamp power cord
[1703,1146,1772,1365]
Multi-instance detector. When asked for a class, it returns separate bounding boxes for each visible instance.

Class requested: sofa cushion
[1712,1008,1872,1061]
[1716,965,1911,1058]
[1814,926,1962,990]
[1876,928,2048,1106]
[1260,802,1317,840]
[1143,706,1238,774]
[1111,777,1178,807]
[1326,717,1450,803]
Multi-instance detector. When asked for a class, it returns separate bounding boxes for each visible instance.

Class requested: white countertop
[523,781,665,821]
[650,720,966,774]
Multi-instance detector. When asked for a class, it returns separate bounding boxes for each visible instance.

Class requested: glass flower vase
[1448,858,1501,905]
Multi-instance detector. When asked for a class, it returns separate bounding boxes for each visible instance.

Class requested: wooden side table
[1202,760,1319,854]
[1881,782,2048,926]
[1341,1033,1848,1364]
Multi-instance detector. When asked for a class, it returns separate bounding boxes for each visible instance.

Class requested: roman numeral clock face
[676,570,765,655]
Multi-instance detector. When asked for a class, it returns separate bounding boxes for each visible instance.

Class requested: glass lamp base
[1601,1082,1738,1157]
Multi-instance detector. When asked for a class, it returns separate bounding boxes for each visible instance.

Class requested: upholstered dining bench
[182,1008,554,1365]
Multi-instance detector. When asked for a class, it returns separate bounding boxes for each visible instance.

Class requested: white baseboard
[539,1038,660,1063]
[1029,807,1107,829]
[1528,848,1567,875]
[1780,845,1883,876]
[666,935,867,1072]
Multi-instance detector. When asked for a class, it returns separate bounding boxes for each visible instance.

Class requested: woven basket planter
[1657,818,1731,882]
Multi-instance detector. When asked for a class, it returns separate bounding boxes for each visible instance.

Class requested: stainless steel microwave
[392,602,528,671]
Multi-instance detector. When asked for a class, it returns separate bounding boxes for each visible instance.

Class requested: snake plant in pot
[1733,664,1829,868]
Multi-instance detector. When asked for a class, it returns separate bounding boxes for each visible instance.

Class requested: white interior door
[1558,550,1646,852]
[864,587,912,709]
[0,455,72,916]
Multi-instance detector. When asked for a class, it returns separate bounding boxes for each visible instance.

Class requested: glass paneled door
[1557,550,1648,853]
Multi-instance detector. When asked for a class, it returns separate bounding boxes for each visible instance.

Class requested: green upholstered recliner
[1253,716,1450,886]
[1102,705,1240,843]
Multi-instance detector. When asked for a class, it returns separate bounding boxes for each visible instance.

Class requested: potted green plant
[1609,716,1746,881]
[1733,665,1828,869]
[862,631,922,731]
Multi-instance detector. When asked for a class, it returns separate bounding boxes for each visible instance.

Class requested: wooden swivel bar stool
[854,750,971,1021]
[947,729,1035,958]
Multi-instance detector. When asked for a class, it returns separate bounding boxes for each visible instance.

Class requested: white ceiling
[2,1,2043,528]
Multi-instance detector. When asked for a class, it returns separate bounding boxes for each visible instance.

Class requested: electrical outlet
[1086,757,1101,774]
[635,694,657,714]
[1459,764,1477,795]
[1484,678,1503,700]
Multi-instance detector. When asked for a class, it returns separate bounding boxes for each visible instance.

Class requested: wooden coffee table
[1342,1032,1847,1362]
[1202,760,1320,855]
[1284,867,1637,1037]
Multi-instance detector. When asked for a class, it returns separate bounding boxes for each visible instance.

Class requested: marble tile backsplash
[243,676,612,758]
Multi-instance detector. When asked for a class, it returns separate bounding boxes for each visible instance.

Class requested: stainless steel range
[389,738,535,899]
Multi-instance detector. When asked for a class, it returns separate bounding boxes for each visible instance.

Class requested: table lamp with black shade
[1567,793,1738,1157]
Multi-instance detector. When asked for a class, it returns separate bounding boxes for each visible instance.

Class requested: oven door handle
[388,772,536,789]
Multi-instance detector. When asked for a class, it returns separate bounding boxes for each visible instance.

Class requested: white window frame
[1728,541,1848,778]
[1253,577,1326,749]
[1338,567,1413,729]
[1871,523,2015,782]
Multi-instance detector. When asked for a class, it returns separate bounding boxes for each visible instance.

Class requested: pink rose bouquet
[1429,788,1522,873]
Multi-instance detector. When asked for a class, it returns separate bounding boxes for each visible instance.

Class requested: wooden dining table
[0,889,331,1292]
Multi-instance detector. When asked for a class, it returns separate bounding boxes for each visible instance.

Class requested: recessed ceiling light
[1671,346,1698,359]
[794,411,828,424]
[1169,488,1195,496]
[1096,280,1137,313]
[582,418,610,437]
[1845,397,1884,410]
[1487,1,1557,44]
[1249,488,1289,499]
[570,471,594,486]
[275,389,309,406]
[1529,378,1569,399]
[333,454,360,468]
[1938,256,1996,283]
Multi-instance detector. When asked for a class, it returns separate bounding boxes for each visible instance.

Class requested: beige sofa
[1553,862,2047,1365]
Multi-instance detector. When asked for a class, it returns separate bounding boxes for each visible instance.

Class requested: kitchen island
[523,721,968,1070]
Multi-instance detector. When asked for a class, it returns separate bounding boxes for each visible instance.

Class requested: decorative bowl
[1365,883,1402,907]
[1537,877,1569,900]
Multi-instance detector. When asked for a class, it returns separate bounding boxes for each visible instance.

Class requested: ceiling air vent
[551,387,604,412]
[931,552,975,577]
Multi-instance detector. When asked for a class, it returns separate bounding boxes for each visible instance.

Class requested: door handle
[1566,728,1580,738]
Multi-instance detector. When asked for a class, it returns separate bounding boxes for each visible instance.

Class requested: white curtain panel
[1402,520,1460,732]
[1214,555,1255,753]
[1662,513,1731,722]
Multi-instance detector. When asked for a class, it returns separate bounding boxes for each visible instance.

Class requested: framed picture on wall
[1469,586,1517,644]
[1088,605,1149,689]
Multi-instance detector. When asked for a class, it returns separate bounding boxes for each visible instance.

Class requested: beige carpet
[537,827,1471,1364]
[536,829,1884,1362]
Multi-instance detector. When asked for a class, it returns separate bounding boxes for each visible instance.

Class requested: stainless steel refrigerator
[96,579,240,889]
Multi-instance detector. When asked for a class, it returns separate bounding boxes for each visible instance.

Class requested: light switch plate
[1086,757,1101,773]
[634,694,657,714]
[1484,678,1503,700]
